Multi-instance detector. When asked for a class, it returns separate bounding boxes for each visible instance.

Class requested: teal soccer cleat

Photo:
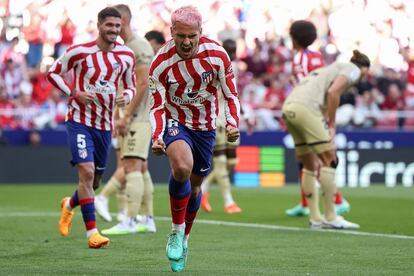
[170,246,188,272]
[285,203,310,217]
[166,231,184,260]
[335,198,351,215]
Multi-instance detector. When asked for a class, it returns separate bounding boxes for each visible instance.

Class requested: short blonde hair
[171,5,202,27]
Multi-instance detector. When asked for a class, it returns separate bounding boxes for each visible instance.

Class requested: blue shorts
[66,120,112,175]
[163,120,216,177]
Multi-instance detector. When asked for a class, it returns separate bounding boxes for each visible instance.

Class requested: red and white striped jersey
[292,49,324,83]
[47,41,136,131]
[149,36,240,142]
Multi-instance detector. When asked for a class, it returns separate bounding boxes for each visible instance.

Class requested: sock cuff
[143,170,151,179]
[320,166,336,175]
[303,169,317,177]
[79,198,94,205]
[126,171,143,181]
[169,176,191,199]
[111,177,121,188]
[227,157,238,166]
[213,155,227,164]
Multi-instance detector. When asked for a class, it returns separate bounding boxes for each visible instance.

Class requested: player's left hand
[152,139,166,155]
[115,93,129,107]
[116,117,129,137]
[226,125,240,142]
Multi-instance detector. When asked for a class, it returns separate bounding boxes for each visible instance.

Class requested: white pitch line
[1,211,414,240]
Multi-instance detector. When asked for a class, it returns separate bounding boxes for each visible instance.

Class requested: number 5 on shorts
[77,134,86,149]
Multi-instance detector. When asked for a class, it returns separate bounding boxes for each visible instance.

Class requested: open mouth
[182,47,192,53]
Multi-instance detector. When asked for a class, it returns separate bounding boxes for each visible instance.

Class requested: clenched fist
[226,125,240,143]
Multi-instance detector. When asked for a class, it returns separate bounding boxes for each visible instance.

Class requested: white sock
[86,228,98,238]
[224,192,234,207]
[183,234,189,248]
[172,223,185,233]
[65,200,73,211]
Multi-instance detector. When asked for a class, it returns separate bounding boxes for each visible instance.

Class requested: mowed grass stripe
[1,211,413,240]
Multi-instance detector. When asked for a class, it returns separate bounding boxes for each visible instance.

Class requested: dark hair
[113,4,132,21]
[145,30,166,45]
[289,20,317,48]
[222,39,237,61]
[97,7,121,23]
[350,50,370,68]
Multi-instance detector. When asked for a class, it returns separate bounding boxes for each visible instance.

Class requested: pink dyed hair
[171,5,202,27]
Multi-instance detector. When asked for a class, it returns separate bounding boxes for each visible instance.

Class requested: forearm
[124,81,146,117]
[326,92,339,127]
[47,72,73,96]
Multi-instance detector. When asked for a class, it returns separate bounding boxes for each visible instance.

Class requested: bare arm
[124,64,149,118]
[117,64,149,136]
[326,75,349,127]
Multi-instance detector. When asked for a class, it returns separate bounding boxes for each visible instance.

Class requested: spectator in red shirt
[54,14,77,58]
[381,83,405,128]
[0,83,18,129]
[30,65,54,104]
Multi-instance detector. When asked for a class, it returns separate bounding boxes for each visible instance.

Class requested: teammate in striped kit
[286,20,350,217]
[149,6,240,272]
[47,7,136,249]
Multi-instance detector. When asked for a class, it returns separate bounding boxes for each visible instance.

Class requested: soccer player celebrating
[286,20,350,217]
[149,6,240,272]
[47,7,136,248]
[282,50,370,229]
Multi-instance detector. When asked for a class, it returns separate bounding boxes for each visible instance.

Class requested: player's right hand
[76,91,95,105]
[152,139,166,155]
[226,125,240,142]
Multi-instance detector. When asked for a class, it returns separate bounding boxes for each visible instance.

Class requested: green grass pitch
[0,184,413,275]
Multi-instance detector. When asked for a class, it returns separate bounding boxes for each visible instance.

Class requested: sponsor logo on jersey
[171,95,208,105]
[86,79,116,94]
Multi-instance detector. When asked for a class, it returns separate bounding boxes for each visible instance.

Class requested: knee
[320,151,337,168]
[123,158,140,174]
[78,164,95,184]
[301,158,319,171]
[171,164,192,182]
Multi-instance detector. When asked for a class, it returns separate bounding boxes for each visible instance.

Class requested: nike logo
[96,166,106,170]
[173,207,184,212]
[200,167,210,172]
[168,80,178,84]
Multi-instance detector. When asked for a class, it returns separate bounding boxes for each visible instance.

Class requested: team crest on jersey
[168,127,179,137]
[202,70,214,83]
[78,149,88,159]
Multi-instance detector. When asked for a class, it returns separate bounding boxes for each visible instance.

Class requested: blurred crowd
[1,0,414,132]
